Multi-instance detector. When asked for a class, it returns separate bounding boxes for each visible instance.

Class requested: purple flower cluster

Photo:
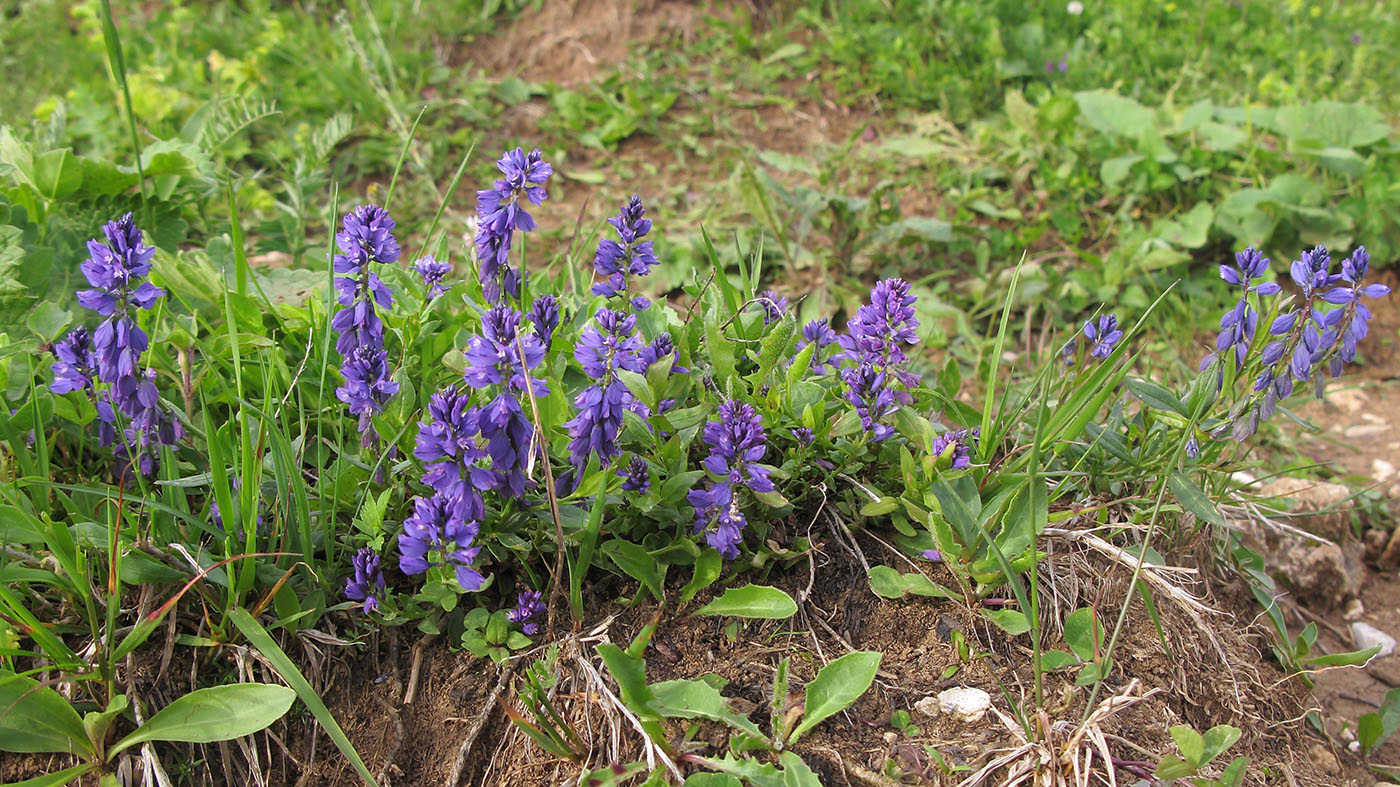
[687,400,775,559]
[394,387,497,594]
[931,428,977,470]
[758,290,789,325]
[794,318,838,374]
[1218,245,1390,440]
[54,214,182,478]
[463,304,550,497]
[566,308,646,473]
[344,547,386,614]
[591,195,659,311]
[476,148,552,303]
[331,205,401,449]
[398,493,484,591]
[507,589,545,635]
[1083,314,1123,359]
[1201,248,1280,382]
[836,278,921,440]
[619,455,650,492]
[412,255,452,299]
[529,295,560,351]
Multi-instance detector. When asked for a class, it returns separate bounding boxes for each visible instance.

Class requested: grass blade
[228,607,379,786]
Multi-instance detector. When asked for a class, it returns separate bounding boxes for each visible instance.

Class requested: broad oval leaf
[650,678,765,739]
[788,651,881,743]
[981,609,1031,636]
[696,585,797,620]
[0,672,92,756]
[108,683,295,756]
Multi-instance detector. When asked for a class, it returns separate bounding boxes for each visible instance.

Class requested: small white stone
[1352,622,1397,658]
[1349,740,1362,753]
[914,695,941,717]
[1346,424,1389,439]
[936,687,992,723]
[1232,471,1257,487]
[1066,0,1084,14]
[1374,459,1398,483]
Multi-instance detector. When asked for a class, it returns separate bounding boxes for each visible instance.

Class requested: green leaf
[109,683,295,756]
[82,694,128,755]
[0,671,92,756]
[1036,650,1080,671]
[1168,471,1224,527]
[650,678,765,739]
[1075,91,1156,137]
[696,585,797,620]
[747,313,797,386]
[681,549,722,605]
[1063,607,1103,663]
[778,751,822,786]
[788,651,881,743]
[866,566,957,600]
[1100,154,1144,188]
[228,608,379,786]
[602,539,665,601]
[1199,724,1241,767]
[596,644,658,724]
[32,149,83,200]
[682,775,742,787]
[1154,754,1196,779]
[1298,645,1379,667]
[981,609,1031,636]
[0,764,98,787]
[25,302,72,347]
[1126,378,1187,415]
[1170,724,1206,769]
[704,307,738,391]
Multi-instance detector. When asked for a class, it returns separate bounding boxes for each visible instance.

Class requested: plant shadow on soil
[290,523,1366,787]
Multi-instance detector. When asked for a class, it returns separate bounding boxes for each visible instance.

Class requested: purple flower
[922,549,942,562]
[688,400,775,559]
[1083,314,1123,359]
[931,428,977,470]
[566,308,647,472]
[336,345,400,448]
[414,387,490,519]
[840,364,898,441]
[837,279,921,438]
[398,492,484,591]
[412,255,452,298]
[1321,246,1390,366]
[345,547,386,614]
[50,327,97,395]
[794,318,838,374]
[1201,248,1278,381]
[75,213,162,320]
[1185,435,1200,459]
[757,290,788,325]
[507,589,545,635]
[330,205,399,449]
[639,332,688,374]
[66,214,181,479]
[476,148,552,303]
[529,294,560,351]
[619,455,651,493]
[791,427,814,447]
[591,195,658,309]
[463,304,549,397]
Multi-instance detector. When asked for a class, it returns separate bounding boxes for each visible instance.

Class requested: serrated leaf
[788,651,881,743]
[696,585,796,620]
[650,678,765,739]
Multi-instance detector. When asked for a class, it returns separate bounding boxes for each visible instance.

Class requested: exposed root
[445,660,517,787]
